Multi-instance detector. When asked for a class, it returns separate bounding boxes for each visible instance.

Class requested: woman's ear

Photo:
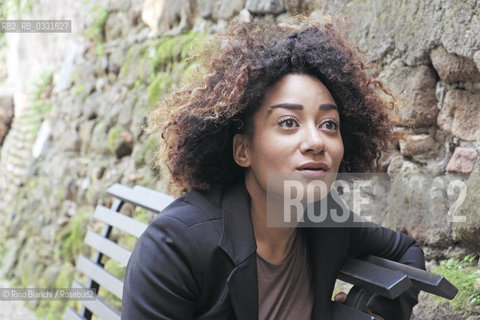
[233,133,251,168]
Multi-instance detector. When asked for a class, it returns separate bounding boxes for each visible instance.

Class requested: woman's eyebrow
[266,103,338,116]
[319,103,338,111]
[266,103,303,115]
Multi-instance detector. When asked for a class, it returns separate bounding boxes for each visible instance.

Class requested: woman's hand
[334,292,385,320]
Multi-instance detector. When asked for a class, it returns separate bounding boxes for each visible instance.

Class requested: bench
[64,183,458,320]
[64,184,174,320]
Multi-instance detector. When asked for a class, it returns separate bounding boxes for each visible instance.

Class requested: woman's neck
[246,177,297,264]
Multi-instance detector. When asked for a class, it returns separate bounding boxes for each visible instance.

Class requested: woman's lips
[296,168,328,177]
[297,162,328,175]
[296,162,329,177]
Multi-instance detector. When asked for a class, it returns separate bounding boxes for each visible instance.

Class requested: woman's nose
[299,125,325,154]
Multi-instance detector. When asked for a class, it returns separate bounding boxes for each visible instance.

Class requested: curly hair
[153,18,394,194]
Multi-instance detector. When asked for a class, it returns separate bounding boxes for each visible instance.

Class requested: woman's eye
[320,120,339,131]
[278,117,299,128]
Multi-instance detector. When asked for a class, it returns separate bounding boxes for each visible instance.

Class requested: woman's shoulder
[147,186,224,236]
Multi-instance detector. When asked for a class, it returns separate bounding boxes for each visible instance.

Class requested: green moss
[119,43,150,82]
[70,72,79,85]
[134,207,149,223]
[146,31,207,106]
[84,4,108,40]
[143,136,158,167]
[133,79,142,90]
[20,260,44,288]
[74,84,85,96]
[54,186,65,202]
[94,42,106,56]
[151,31,205,70]
[119,45,136,79]
[134,136,158,168]
[41,213,92,318]
[147,73,173,107]
[56,207,93,264]
[30,71,53,120]
[1,0,34,19]
[107,126,122,155]
[34,262,75,320]
[32,71,53,100]
[120,31,205,91]
[84,4,108,56]
[431,255,480,313]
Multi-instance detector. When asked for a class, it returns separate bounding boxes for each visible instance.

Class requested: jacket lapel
[308,226,350,319]
[219,182,258,320]
[227,254,258,320]
[217,182,352,320]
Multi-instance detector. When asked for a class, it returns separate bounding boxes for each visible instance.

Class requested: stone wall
[319,0,480,248]
[0,90,13,148]
[0,0,479,318]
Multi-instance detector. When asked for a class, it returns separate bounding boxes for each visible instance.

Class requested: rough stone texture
[0,94,13,146]
[399,134,438,157]
[78,120,96,155]
[109,129,133,159]
[281,0,319,13]
[438,90,480,141]
[108,45,128,76]
[446,147,479,173]
[90,121,109,154]
[141,0,195,37]
[454,167,480,250]
[1,239,21,275]
[412,292,465,320]
[474,51,480,75]
[246,0,285,15]
[198,0,246,20]
[118,42,154,88]
[430,46,480,83]
[141,0,163,36]
[105,11,130,42]
[385,170,452,247]
[379,61,438,127]
[58,129,81,153]
[322,0,480,65]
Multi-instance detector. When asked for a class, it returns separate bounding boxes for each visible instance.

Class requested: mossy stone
[455,171,480,250]
[107,126,133,158]
[1,239,21,275]
[90,121,109,154]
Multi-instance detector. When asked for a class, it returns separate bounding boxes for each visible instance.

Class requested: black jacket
[122,182,425,320]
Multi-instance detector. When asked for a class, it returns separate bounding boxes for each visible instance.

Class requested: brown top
[256,230,313,320]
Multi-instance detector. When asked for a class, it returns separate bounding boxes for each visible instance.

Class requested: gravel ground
[0,279,43,320]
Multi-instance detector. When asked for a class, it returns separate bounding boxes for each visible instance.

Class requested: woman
[122,20,425,320]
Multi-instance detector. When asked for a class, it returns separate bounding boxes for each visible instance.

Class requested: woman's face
[234,73,344,201]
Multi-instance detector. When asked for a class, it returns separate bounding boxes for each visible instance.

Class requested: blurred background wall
[0,0,479,318]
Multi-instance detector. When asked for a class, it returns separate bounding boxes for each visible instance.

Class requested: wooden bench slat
[364,255,458,299]
[94,206,147,238]
[133,185,175,211]
[64,307,86,320]
[84,230,132,267]
[76,255,124,300]
[338,258,412,299]
[107,184,174,213]
[72,281,121,320]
